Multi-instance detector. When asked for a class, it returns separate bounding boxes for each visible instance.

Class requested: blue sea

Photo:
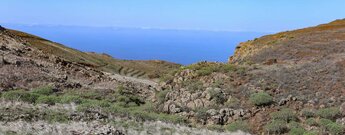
[3,24,268,65]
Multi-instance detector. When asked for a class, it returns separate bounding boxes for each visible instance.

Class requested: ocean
[3,24,268,65]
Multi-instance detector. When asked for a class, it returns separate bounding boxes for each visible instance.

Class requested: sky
[1,0,345,32]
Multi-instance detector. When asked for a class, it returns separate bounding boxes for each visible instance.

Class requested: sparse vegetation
[301,108,316,118]
[208,88,226,104]
[318,118,344,134]
[36,95,61,105]
[289,127,306,135]
[60,95,83,104]
[249,92,273,106]
[265,120,288,134]
[271,108,296,122]
[156,90,170,104]
[317,107,341,120]
[195,108,209,123]
[0,86,188,125]
[319,118,333,128]
[225,121,250,132]
[43,110,69,123]
[305,118,318,126]
[303,131,318,135]
[32,86,55,95]
[184,62,239,76]
[224,97,240,108]
[2,90,40,103]
[207,125,225,131]
[184,80,204,92]
[326,122,344,135]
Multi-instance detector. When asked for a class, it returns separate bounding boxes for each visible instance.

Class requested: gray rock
[207,109,218,116]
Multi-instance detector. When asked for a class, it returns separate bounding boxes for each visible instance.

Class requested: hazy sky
[1,0,345,32]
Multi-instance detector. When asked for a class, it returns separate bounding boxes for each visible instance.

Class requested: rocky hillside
[2,19,345,135]
[157,19,345,134]
[0,25,246,135]
[9,29,180,79]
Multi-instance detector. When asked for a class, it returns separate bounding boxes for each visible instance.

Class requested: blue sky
[1,0,345,32]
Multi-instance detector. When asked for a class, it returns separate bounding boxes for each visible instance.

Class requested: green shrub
[319,118,333,128]
[265,120,288,134]
[43,110,69,123]
[226,121,250,132]
[109,103,186,124]
[185,63,238,76]
[116,95,144,107]
[185,81,203,92]
[108,103,129,115]
[249,92,273,106]
[32,86,54,95]
[155,113,186,124]
[2,90,40,103]
[271,108,296,122]
[195,108,209,122]
[289,121,303,129]
[36,95,61,105]
[305,118,318,126]
[60,95,83,104]
[68,90,103,100]
[317,107,341,120]
[289,127,306,135]
[207,125,225,131]
[116,85,126,94]
[224,97,240,108]
[319,119,344,135]
[326,123,344,135]
[303,131,318,135]
[301,108,316,118]
[156,90,170,104]
[208,88,226,104]
[77,99,111,111]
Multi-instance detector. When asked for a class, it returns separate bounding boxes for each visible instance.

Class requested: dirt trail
[108,72,158,86]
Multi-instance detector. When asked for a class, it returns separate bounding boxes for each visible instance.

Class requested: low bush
[194,108,209,123]
[36,95,61,105]
[77,99,111,111]
[288,121,303,129]
[2,90,40,103]
[305,118,318,126]
[226,121,250,132]
[319,118,333,128]
[249,92,273,106]
[185,62,238,76]
[317,107,341,120]
[43,110,69,123]
[224,97,240,108]
[184,81,203,92]
[326,123,344,135]
[319,118,344,135]
[265,120,287,134]
[32,86,54,95]
[116,95,144,107]
[303,131,318,135]
[301,108,316,118]
[208,88,226,104]
[109,103,186,124]
[271,108,296,122]
[207,125,225,132]
[289,127,306,135]
[60,95,83,104]
[156,90,170,104]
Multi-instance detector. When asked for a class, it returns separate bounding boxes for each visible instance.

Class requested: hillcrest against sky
[1,0,345,32]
